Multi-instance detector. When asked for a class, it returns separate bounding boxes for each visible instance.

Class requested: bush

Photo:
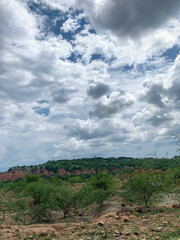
[123,172,165,206]
[56,183,76,217]
[24,180,57,222]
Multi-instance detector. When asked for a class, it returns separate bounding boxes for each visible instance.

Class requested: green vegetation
[56,183,77,217]
[123,172,165,206]
[0,157,180,228]
[8,156,180,176]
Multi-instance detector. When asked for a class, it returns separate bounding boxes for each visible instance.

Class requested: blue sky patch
[37,100,49,104]
[162,45,180,61]
[90,53,105,62]
[33,107,50,116]
[28,2,89,41]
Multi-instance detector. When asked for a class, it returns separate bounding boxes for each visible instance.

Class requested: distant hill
[0,156,180,182]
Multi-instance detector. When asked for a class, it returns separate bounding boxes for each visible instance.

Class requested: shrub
[123,172,165,206]
[56,183,76,217]
[24,180,57,222]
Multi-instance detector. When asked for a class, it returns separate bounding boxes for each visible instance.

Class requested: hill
[0,156,180,182]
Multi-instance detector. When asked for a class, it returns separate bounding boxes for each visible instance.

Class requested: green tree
[24,180,57,222]
[56,184,76,217]
[123,172,165,206]
[90,173,114,190]
[25,174,40,183]
[93,188,110,207]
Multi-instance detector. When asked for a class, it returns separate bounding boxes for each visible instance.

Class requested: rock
[156,227,163,232]
[98,221,104,226]
[155,237,160,240]
[122,216,130,222]
[162,221,168,225]
[141,234,147,239]
[114,230,120,234]
[102,233,107,239]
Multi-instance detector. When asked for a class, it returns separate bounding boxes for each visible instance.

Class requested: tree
[93,188,110,207]
[24,180,57,222]
[56,184,76,218]
[123,172,165,206]
[89,173,116,207]
[90,173,114,190]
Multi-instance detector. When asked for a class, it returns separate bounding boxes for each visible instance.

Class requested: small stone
[98,221,104,226]
[102,233,107,239]
[155,237,160,240]
[156,227,163,232]
[123,216,130,222]
[115,230,120,234]
[162,221,168,225]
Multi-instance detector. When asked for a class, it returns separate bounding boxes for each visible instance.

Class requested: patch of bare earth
[0,204,180,240]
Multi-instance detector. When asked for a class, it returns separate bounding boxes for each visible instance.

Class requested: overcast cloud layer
[0,0,180,171]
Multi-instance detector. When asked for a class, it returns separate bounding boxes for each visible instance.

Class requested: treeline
[8,156,180,175]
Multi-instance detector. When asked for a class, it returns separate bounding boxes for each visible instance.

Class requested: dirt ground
[0,197,180,240]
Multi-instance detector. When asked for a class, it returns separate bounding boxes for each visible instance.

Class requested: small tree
[57,184,76,217]
[93,188,110,207]
[89,173,116,207]
[24,180,57,222]
[123,172,164,206]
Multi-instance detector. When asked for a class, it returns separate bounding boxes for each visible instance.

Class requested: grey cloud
[87,83,110,99]
[65,120,112,140]
[147,113,173,126]
[167,123,180,136]
[52,88,70,103]
[79,0,180,38]
[141,83,166,108]
[89,103,121,119]
[89,92,134,119]
[168,81,180,110]
[142,81,180,110]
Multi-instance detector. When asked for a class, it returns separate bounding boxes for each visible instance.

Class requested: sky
[0,0,180,171]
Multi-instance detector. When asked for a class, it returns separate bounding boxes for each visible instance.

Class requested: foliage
[123,172,165,206]
[10,156,180,177]
[78,173,115,207]
[56,183,76,217]
[68,175,89,184]
[90,173,114,190]
[164,167,180,189]
[24,180,57,222]
[25,174,40,183]
[93,188,110,207]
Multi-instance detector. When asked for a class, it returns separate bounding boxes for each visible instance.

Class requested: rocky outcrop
[0,168,28,182]
[0,167,104,182]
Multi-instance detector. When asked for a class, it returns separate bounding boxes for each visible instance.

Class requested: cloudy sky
[1,0,180,171]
